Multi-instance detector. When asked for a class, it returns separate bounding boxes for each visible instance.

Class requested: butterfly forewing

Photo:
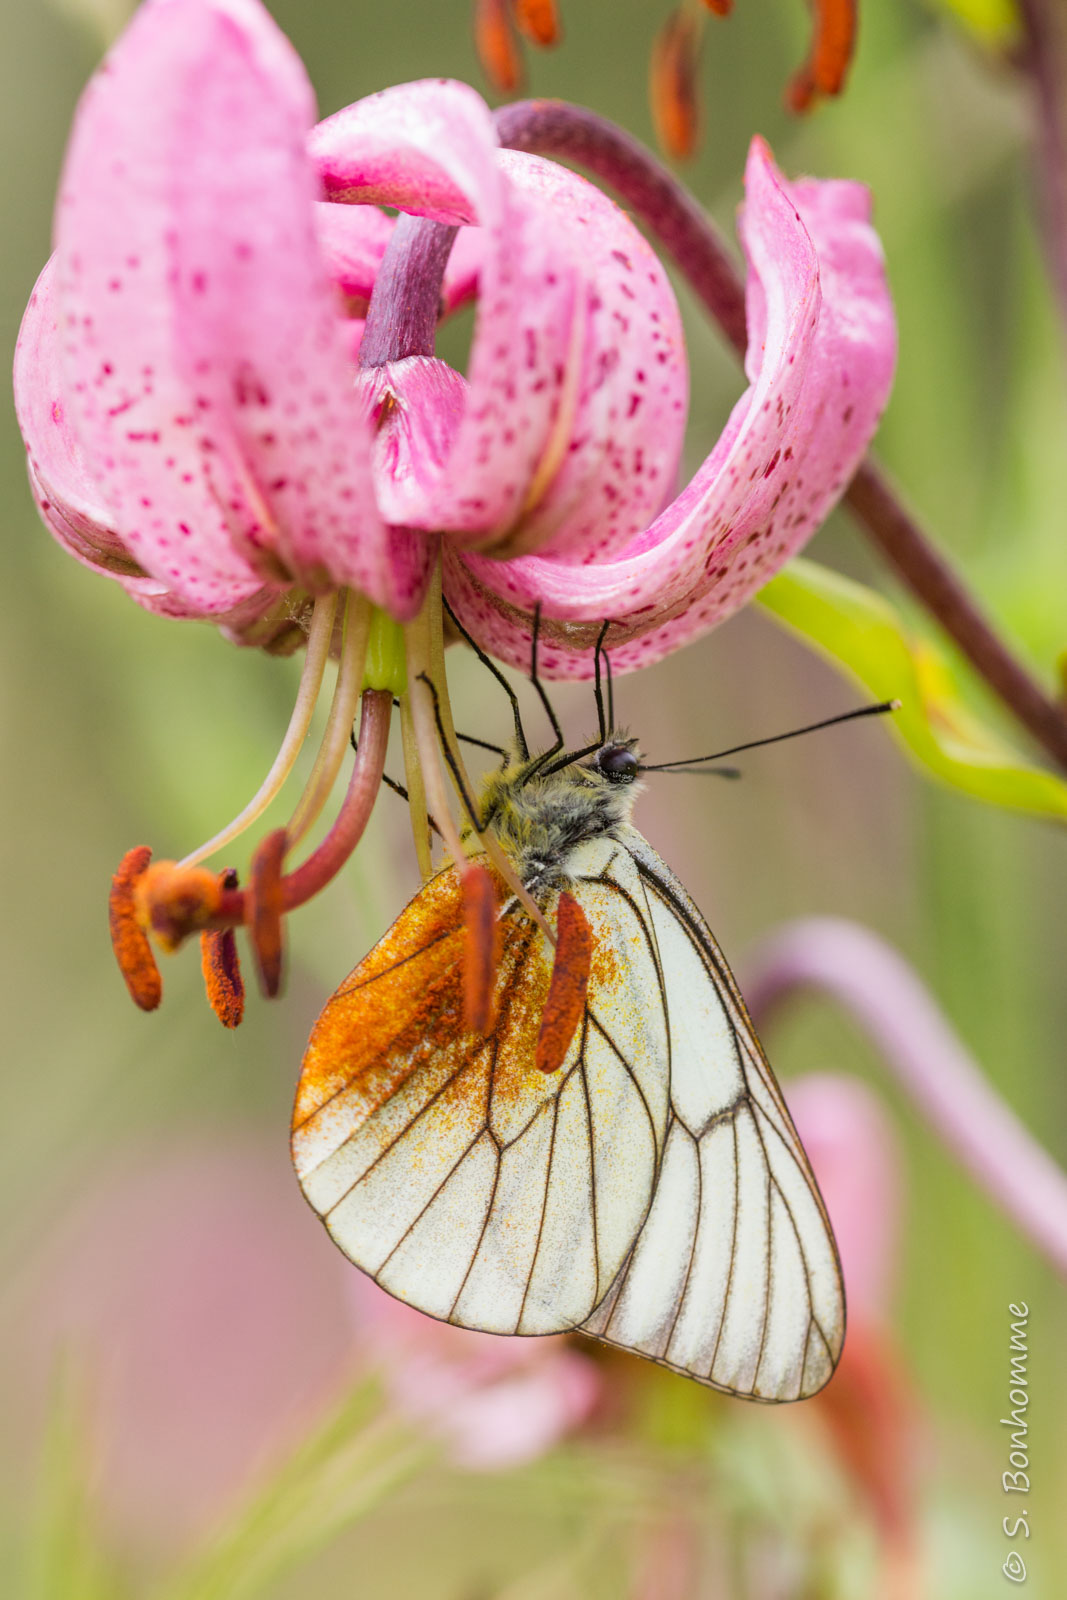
[579,826,845,1401]
[292,838,669,1336]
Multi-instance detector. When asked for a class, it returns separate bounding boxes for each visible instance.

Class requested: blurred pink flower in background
[789,1072,902,1321]
[10,1140,354,1552]
[7,1137,600,1555]
[14,0,895,676]
[789,1074,920,1599]
[344,1273,602,1470]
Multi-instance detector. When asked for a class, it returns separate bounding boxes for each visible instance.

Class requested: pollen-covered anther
[108,845,163,1012]
[248,828,288,998]
[786,0,857,113]
[512,0,561,46]
[135,860,223,953]
[474,0,524,94]
[201,868,245,1029]
[650,8,703,163]
[536,891,592,1073]
[461,861,501,1036]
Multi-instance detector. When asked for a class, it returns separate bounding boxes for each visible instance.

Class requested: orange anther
[136,860,223,951]
[536,891,592,1073]
[650,9,703,163]
[109,845,162,1012]
[248,828,288,998]
[474,0,524,94]
[201,869,245,1028]
[702,0,732,14]
[461,862,500,1035]
[512,0,560,47]
[786,0,857,113]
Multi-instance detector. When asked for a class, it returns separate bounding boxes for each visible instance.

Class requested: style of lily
[13,0,895,1021]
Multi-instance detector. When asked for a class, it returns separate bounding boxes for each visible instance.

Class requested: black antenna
[641,700,900,772]
[528,604,565,759]
[592,619,612,744]
[442,595,528,759]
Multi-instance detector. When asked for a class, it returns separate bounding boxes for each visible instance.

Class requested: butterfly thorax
[477,737,643,894]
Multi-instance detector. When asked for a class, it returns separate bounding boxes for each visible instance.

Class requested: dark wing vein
[517,1089,564,1330]
[664,1121,701,1351]
[708,1113,743,1381]
[374,1121,492,1283]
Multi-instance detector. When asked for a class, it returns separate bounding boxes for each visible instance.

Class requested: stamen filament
[399,690,434,881]
[286,591,372,849]
[178,592,338,869]
[279,689,393,912]
[404,592,474,875]
[210,688,393,927]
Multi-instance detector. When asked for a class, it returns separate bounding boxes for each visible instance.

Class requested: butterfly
[291,624,871,1402]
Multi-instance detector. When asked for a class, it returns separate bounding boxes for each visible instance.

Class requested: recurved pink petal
[476,151,688,565]
[16,258,144,579]
[15,255,263,621]
[358,357,468,528]
[56,0,425,619]
[444,137,895,677]
[313,201,395,312]
[311,80,583,541]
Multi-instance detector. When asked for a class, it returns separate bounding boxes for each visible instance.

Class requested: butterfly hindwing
[579,826,845,1401]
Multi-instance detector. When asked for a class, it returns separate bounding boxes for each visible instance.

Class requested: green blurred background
[1,0,1064,1595]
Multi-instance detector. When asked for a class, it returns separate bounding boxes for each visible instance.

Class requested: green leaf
[926,0,1019,49]
[756,559,1067,824]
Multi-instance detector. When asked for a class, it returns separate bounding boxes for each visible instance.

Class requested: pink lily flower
[12,0,894,1020]
[14,0,895,677]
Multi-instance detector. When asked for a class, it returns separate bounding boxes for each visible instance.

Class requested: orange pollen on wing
[462,862,501,1036]
[512,0,561,46]
[201,868,245,1029]
[248,827,288,998]
[108,845,162,1012]
[650,9,703,163]
[786,0,857,113]
[474,0,524,93]
[536,891,592,1074]
[135,859,222,953]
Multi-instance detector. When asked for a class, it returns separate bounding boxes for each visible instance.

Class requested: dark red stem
[213,689,393,927]
[495,99,1067,775]
[358,212,458,368]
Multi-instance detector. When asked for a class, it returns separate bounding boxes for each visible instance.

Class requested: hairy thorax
[478,741,642,893]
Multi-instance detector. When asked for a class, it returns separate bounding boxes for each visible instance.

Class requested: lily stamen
[177,592,338,870]
[286,592,371,848]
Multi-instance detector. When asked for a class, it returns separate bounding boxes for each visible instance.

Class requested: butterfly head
[588,738,641,786]
[478,733,644,892]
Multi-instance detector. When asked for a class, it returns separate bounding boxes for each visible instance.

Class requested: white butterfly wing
[292,837,671,1337]
[579,825,845,1401]
[293,827,844,1400]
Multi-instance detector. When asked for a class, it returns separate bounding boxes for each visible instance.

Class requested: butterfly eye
[597,744,639,783]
